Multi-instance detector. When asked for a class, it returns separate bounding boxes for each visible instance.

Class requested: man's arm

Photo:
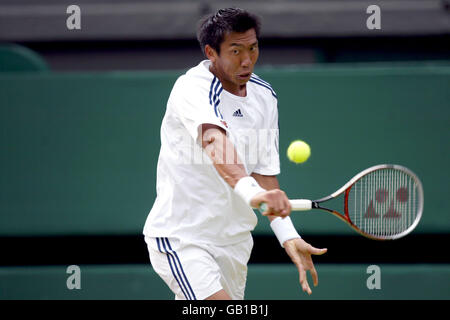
[252,173,328,295]
[201,123,290,217]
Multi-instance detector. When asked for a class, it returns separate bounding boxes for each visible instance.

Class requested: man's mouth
[238,73,251,80]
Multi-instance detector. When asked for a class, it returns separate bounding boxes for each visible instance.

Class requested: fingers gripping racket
[260,164,424,240]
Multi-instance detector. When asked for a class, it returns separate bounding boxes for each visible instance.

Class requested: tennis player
[143,7,327,300]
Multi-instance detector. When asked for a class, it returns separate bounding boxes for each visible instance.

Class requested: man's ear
[205,45,218,63]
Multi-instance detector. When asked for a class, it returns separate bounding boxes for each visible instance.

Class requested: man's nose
[241,53,251,68]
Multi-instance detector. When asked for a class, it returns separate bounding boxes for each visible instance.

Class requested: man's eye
[233,50,239,55]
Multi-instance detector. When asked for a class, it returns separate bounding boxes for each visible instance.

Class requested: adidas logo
[232,109,243,117]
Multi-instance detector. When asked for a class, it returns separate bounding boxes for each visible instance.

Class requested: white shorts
[145,235,253,300]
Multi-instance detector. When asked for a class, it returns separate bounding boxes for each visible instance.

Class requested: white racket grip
[290,199,313,211]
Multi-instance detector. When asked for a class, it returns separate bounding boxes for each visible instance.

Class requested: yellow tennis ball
[287,140,311,164]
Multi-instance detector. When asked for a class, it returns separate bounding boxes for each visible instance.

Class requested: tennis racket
[260,164,424,240]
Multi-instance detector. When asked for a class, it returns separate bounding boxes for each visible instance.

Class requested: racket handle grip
[290,199,312,211]
[258,199,312,213]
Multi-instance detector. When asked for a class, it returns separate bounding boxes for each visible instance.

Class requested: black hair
[197,8,261,56]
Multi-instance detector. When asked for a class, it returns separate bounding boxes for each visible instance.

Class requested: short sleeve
[169,75,228,142]
[252,100,280,176]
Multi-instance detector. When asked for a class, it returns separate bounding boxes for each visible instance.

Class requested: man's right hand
[250,189,291,217]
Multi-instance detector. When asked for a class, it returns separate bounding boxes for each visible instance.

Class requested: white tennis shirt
[143,60,280,245]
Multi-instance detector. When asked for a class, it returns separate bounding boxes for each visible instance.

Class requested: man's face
[208,28,259,89]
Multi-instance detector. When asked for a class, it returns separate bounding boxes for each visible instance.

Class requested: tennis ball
[287,140,311,164]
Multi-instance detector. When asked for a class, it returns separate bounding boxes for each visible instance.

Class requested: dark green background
[1,63,449,236]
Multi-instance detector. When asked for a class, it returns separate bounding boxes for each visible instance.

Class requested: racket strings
[347,168,420,238]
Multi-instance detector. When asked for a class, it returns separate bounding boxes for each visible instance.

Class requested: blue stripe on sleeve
[250,77,278,99]
[214,86,224,119]
[209,77,217,106]
[209,76,224,119]
[252,74,271,86]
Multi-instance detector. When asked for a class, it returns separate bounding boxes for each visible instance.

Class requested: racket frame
[291,164,424,240]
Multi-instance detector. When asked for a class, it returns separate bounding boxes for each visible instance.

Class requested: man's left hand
[283,238,327,295]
